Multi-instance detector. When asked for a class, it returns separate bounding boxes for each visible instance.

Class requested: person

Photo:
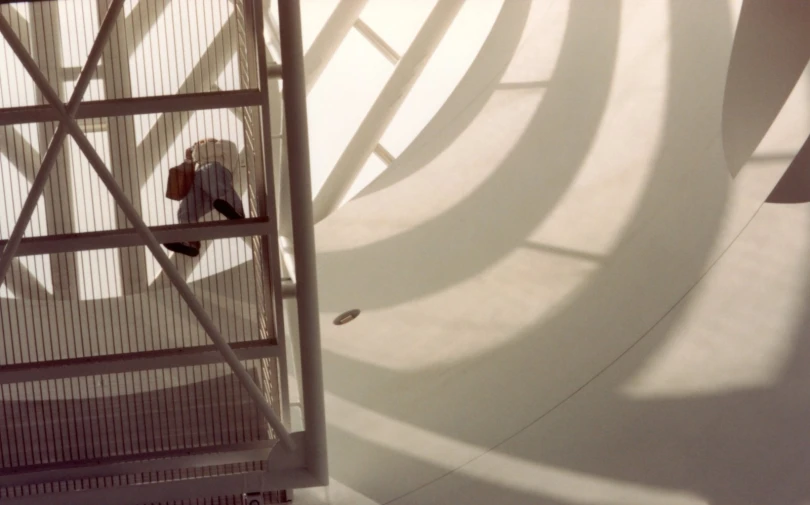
[163,138,245,257]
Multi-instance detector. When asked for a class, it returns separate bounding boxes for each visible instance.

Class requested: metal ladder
[0,1,326,503]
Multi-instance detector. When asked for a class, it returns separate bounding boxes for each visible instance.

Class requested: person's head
[190,137,240,173]
[185,138,219,161]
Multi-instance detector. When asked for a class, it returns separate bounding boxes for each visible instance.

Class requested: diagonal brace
[0,3,295,451]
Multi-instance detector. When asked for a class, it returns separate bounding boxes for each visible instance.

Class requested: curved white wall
[291,0,810,503]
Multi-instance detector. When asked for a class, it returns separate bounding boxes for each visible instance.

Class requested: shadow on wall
[310,1,810,504]
[767,133,810,203]
[352,0,534,201]
[316,0,616,313]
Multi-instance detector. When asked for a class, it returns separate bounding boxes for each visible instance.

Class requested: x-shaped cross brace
[0,0,294,451]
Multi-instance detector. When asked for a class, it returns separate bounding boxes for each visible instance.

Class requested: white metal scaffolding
[0,0,326,503]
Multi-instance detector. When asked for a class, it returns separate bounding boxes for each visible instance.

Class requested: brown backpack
[165,160,196,201]
[165,139,221,200]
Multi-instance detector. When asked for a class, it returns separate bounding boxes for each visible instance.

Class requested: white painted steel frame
[1,468,319,505]
[0,440,287,488]
[277,0,329,485]
[0,217,271,256]
[0,89,265,126]
[0,1,295,450]
[0,0,329,497]
[0,340,281,385]
[253,0,293,437]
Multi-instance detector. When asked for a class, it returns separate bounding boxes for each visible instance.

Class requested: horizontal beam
[1,466,319,505]
[0,89,263,126]
[354,19,400,64]
[0,438,303,488]
[373,143,395,164]
[0,340,279,384]
[1,217,271,257]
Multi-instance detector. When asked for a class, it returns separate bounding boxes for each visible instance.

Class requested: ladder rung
[0,340,281,385]
[1,217,272,257]
[0,440,282,488]
[0,89,264,127]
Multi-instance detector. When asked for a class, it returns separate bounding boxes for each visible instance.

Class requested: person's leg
[177,173,213,224]
[165,172,211,257]
[213,198,244,220]
[203,162,245,220]
[164,240,201,257]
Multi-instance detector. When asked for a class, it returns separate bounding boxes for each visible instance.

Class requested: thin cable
[215,5,246,442]
[151,1,188,453]
[232,113,249,348]
[107,5,138,447]
[135,369,149,453]
[227,117,250,444]
[22,4,50,369]
[26,104,59,465]
[123,10,157,456]
[17,383,37,466]
[49,5,80,360]
[128,367,145,456]
[6,386,20,466]
[218,363,231,446]
[10,150,38,471]
[0,301,11,474]
[57,1,83,381]
[166,8,198,449]
[0,65,19,368]
[0,384,16,469]
[72,377,90,461]
[29,381,45,465]
[210,6,238,443]
[2,123,22,368]
[43,379,61,464]
[91,128,118,460]
[191,118,216,450]
[26,0,55,384]
[35,0,72,464]
[65,377,82,465]
[233,0,266,433]
[71,100,112,457]
[51,378,72,465]
[38,359,60,464]
[174,0,193,352]
[220,76,240,351]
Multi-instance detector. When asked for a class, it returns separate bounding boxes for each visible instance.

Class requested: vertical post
[252,0,291,428]
[277,0,329,485]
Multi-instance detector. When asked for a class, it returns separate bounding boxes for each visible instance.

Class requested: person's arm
[188,138,219,164]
